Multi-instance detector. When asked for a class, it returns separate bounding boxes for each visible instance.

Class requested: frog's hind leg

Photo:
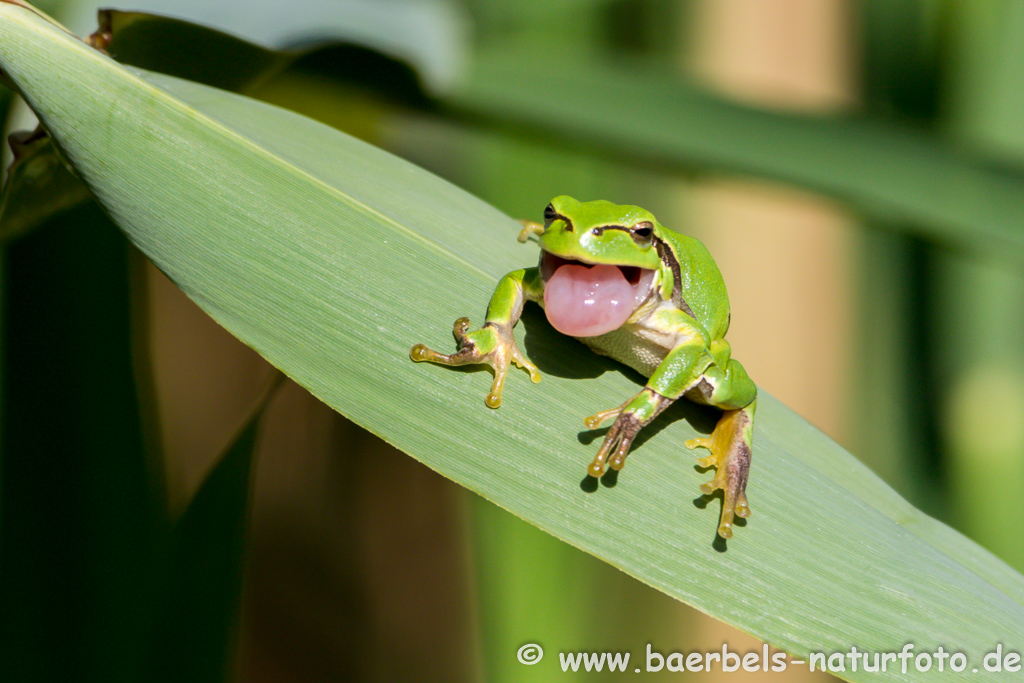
[684,357,757,539]
[686,400,755,538]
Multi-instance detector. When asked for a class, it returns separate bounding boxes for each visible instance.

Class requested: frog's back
[659,229,731,340]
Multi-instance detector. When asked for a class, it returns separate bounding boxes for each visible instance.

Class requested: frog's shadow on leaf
[520,306,609,381]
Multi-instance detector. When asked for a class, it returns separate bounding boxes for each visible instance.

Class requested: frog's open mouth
[539,252,655,337]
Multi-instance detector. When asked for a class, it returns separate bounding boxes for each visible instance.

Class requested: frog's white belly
[575,322,681,377]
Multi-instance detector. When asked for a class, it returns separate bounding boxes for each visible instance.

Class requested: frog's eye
[591,227,605,237]
[632,221,654,247]
[543,204,557,225]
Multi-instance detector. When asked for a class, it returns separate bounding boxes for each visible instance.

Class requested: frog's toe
[410,343,466,365]
[687,437,724,472]
[735,495,751,519]
[409,343,433,362]
[685,435,713,454]
[716,512,736,539]
[583,396,636,430]
[451,317,472,341]
[517,220,544,242]
[511,346,542,383]
[699,468,727,497]
[485,367,508,408]
[583,407,621,430]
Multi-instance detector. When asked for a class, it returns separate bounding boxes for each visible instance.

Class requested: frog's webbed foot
[411,317,540,408]
[586,411,642,477]
[584,388,672,477]
[685,402,755,539]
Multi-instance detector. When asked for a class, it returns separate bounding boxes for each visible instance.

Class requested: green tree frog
[411,196,757,538]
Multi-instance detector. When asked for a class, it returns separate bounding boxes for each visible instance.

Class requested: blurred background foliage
[1,0,1023,681]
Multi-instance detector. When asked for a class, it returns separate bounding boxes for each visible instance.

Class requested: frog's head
[536,196,665,337]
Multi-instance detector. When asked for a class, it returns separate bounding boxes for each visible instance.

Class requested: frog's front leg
[585,340,711,477]
[584,388,674,476]
[587,339,756,538]
[410,268,542,408]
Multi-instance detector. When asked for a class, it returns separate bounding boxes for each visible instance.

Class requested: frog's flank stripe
[654,237,695,319]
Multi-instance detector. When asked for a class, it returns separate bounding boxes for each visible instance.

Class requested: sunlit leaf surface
[1,4,1021,680]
